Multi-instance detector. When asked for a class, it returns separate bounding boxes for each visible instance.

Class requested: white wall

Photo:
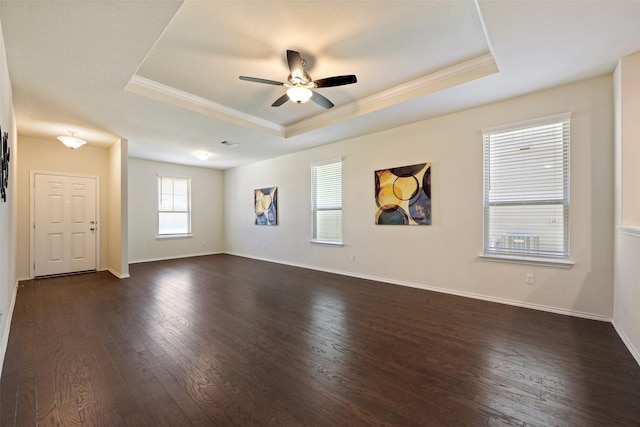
[614,230,640,363]
[0,18,18,377]
[225,75,614,319]
[128,158,225,263]
[613,52,640,365]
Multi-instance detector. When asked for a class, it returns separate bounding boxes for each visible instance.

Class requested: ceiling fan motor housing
[286,72,314,88]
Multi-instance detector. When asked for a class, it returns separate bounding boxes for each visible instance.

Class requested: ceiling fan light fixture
[286,86,313,104]
[57,131,87,149]
[239,50,357,109]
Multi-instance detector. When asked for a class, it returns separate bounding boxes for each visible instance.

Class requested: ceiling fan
[239,50,357,109]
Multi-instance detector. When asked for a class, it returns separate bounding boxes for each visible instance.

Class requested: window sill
[156,234,193,240]
[309,239,343,247]
[479,253,574,268]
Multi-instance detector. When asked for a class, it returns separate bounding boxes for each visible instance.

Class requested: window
[158,176,191,236]
[311,158,342,244]
[482,113,570,260]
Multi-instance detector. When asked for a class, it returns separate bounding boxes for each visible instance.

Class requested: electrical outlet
[349,254,355,262]
[525,273,534,285]
[262,243,267,251]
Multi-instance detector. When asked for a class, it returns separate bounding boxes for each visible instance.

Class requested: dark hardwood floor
[1,254,639,426]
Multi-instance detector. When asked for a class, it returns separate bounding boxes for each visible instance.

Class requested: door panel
[48,234,63,261]
[71,232,86,260]
[34,174,97,276]
[71,195,85,222]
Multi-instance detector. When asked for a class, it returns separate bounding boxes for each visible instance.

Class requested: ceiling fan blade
[287,50,304,79]
[271,93,289,107]
[314,75,358,88]
[239,76,284,86]
[311,91,334,109]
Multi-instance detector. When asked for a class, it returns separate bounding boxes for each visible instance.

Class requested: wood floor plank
[0,372,18,426]
[14,351,37,426]
[153,358,217,427]
[76,347,117,417]
[35,388,60,427]
[58,401,82,427]
[100,409,126,427]
[77,401,105,427]
[2,254,640,426]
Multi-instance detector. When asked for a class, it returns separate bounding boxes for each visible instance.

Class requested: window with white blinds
[158,176,191,236]
[311,158,342,244]
[483,113,570,259]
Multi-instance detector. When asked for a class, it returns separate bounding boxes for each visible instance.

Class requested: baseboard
[612,320,640,366]
[225,252,612,323]
[105,268,130,279]
[129,251,223,265]
[0,279,19,379]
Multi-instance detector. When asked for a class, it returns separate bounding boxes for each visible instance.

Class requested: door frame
[30,170,101,279]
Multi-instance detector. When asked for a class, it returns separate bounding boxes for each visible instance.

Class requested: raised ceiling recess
[125,1,497,139]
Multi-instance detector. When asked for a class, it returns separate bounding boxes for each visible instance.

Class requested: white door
[34,173,97,277]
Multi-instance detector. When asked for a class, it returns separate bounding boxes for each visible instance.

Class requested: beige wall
[225,75,614,319]
[619,52,640,226]
[613,51,640,365]
[16,136,110,278]
[0,18,18,375]
[128,158,225,263]
[108,139,129,278]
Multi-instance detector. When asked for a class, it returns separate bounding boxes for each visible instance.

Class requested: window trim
[157,175,192,238]
[481,113,572,266]
[310,157,343,245]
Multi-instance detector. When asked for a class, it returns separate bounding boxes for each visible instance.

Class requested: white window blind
[483,113,570,259]
[311,159,342,244]
[158,176,191,235]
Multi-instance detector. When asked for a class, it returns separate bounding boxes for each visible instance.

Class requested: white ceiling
[1,0,640,170]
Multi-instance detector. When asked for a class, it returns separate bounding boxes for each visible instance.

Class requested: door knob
[90,227,95,231]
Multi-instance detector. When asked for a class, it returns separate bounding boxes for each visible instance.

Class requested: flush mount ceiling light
[57,131,87,149]
[196,151,210,160]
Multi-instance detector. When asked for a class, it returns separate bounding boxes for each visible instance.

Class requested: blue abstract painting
[255,187,278,225]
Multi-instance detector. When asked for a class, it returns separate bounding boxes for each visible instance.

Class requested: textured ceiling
[1,1,640,169]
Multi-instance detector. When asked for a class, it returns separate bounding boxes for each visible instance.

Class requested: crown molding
[125,75,285,137]
[126,52,497,140]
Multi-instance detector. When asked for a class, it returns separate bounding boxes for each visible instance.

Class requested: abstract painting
[255,187,278,225]
[375,162,431,225]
